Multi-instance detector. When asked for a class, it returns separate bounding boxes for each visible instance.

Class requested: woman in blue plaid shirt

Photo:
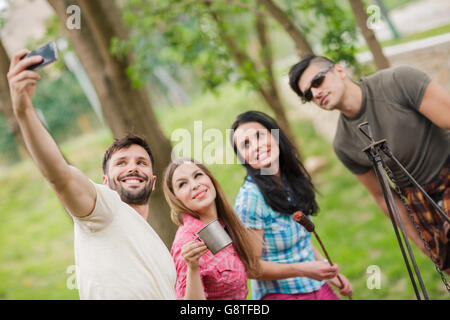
[230,111,353,300]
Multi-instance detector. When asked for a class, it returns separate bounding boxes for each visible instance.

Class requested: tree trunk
[47,0,177,247]
[207,7,297,150]
[255,12,300,153]
[0,39,28,157]
[258,0,313,57]
[349,0,390,70]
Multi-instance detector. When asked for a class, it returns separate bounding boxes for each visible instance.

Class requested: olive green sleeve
[390,66,431,110]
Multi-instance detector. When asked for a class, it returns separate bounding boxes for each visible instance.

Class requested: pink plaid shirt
[170,214,248,300]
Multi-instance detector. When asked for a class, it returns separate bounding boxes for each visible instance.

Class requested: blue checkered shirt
[234,176,324,300]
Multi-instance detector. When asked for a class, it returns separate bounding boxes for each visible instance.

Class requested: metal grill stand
[358,122,434,300]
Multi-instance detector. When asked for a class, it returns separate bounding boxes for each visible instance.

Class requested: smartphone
[23,42,58,71]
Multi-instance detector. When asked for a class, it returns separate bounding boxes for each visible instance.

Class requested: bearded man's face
[103,144,155,205]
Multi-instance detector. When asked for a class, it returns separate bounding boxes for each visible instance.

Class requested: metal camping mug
[197,219,233,255]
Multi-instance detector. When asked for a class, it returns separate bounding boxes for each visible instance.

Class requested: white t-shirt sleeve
[71,181,119,233]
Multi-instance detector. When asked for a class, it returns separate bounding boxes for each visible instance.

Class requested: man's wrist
[13,99,33,118]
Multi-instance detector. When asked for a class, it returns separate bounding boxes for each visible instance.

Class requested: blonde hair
[163,158,261,278]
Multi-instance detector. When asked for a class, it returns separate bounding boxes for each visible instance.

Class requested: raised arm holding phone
[8,49,97,218]
[7,48,177,300]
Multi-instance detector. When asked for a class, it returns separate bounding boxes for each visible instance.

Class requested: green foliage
[119,1,288,95]
[116,0,368,96]
[0,67,101,165]
[116,0,242,92]
[0,12,93,165]
[31,68,99,142]
[292,0,361,71]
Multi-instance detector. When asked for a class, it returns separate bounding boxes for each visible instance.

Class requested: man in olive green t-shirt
[288,55,450,273]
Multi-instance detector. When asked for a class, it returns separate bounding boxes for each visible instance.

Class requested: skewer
[293,211,352,300]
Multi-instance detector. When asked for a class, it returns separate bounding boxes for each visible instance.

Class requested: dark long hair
[230,111,318,216]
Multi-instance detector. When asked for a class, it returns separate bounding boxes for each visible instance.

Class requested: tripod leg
[372,161,424,300]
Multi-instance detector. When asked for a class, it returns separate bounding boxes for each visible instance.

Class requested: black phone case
[24,42,58,71]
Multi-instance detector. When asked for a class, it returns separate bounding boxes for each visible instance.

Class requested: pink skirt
[261,282,340,300]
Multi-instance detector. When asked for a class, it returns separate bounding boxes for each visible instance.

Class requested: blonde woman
[163,158,260,300]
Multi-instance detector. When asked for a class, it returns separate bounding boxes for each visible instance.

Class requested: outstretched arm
[7,49,96,218]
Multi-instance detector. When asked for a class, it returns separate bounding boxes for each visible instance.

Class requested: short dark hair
[102,134,155,174]
[288,54,335,98]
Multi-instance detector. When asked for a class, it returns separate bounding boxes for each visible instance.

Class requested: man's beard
[107,173,153,205]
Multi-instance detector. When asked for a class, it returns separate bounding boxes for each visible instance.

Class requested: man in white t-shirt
[7,49,176,299]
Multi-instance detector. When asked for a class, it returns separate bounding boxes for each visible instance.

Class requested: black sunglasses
[301,64,334,103]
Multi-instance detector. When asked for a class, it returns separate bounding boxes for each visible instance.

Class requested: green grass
[0,84,448,300]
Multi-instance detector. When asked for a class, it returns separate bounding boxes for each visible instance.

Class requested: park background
[0,0,449,299]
